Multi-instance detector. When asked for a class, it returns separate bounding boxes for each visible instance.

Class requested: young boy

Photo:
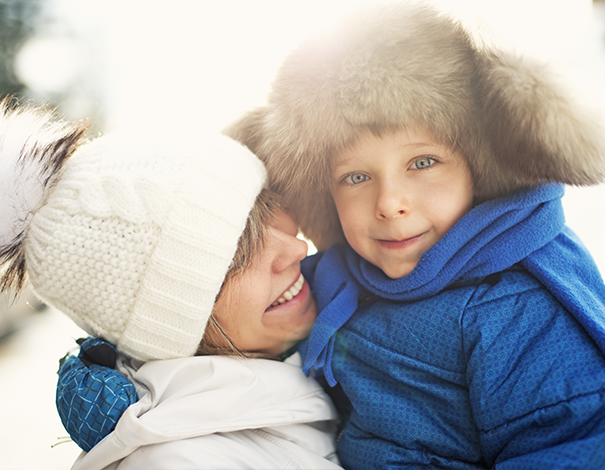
[228,2,605,468]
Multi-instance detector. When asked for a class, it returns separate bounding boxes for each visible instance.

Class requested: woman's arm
[56,337,138,451]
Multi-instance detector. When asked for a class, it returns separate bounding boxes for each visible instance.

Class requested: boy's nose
[375,185,409,220]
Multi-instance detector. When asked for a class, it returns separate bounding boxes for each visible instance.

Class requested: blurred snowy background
[0,0,604,468]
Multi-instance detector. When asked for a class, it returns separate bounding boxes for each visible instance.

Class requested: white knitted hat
[0,103,266,361]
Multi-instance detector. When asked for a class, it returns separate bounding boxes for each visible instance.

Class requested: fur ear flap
[0,98,89,293]
[223,106,345,250]
[222,107,268,157]
[477,51,605,200]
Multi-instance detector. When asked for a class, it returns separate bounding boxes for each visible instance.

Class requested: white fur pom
[0,99,87,291]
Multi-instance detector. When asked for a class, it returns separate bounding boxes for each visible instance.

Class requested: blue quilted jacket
[300,184,605,469]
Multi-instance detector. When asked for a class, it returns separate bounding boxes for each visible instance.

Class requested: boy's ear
[477,50,605,199]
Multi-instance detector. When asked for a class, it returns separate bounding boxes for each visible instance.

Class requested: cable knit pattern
[25,133,266,361]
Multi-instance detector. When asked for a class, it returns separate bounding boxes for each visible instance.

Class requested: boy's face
[330,128,475,279]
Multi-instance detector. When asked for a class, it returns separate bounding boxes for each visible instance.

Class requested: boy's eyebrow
[400,142,440,150]
[333,158,354,169]
[334,142,442,166]
[332,140,449,171]
[332,157,366,172]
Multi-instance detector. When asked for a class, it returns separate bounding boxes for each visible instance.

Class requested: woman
[0,99,341,470]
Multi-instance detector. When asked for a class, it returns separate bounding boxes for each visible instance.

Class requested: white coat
[71,353,341,470]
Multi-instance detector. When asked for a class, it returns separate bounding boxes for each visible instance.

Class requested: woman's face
[212,208,318,355]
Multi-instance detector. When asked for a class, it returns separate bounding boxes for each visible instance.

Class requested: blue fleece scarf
[299,184,605,385]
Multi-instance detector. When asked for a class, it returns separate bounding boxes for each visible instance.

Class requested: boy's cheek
[333,193,380,260]
[342,226,373,261]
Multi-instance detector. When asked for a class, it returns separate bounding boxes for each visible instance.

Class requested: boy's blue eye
[411,157,435,170]
[345,173,369,184]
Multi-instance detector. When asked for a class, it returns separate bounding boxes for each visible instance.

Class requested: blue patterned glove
[56,337,138,452]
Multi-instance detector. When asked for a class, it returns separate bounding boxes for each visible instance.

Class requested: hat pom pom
[0,98,88,292]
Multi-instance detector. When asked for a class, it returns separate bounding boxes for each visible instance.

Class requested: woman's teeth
[270,274,304,307]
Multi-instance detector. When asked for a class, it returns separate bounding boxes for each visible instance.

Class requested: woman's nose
[375,182,409,220]
[271,230,309,273]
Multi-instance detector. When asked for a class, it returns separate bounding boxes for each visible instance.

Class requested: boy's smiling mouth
[269,273,305,308]
[377,232,426,249]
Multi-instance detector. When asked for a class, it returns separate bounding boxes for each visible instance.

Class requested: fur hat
[0,100,266,361]
[224,1,605,250]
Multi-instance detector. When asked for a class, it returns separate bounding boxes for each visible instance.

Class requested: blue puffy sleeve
[463,271,605,469]
[56,337,138,451]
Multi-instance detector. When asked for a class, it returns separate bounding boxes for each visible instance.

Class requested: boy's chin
[368,258,417,280]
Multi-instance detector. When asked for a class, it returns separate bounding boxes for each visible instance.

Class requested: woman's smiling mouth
[269,273,305,308]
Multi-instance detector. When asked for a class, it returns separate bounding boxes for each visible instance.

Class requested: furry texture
[0,98,88,292]
[224,1,605,250]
